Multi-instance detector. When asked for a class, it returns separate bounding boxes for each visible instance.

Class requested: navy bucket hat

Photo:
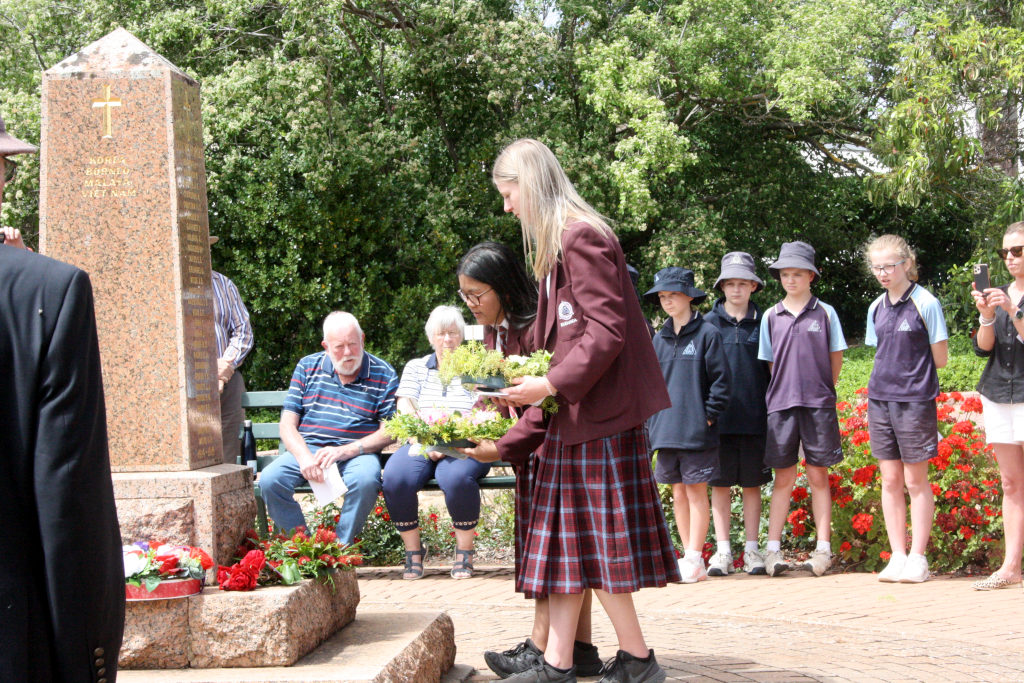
[644,267,707,305]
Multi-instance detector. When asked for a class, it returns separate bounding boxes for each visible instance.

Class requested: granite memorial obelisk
[39,28,254,564]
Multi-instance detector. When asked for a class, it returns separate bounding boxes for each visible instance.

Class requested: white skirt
[980,396,1024,444]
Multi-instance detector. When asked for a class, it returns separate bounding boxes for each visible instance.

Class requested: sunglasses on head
[997,246,1024,259]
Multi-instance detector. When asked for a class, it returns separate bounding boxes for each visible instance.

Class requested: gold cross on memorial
[92,84,122,138]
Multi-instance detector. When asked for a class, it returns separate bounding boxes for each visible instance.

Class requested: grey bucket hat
[0,115,38,156]
[769,241,820,283]
[714,252,764,292]
[644,266,707,304]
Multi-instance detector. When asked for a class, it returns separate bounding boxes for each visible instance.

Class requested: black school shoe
[598,649,666,683]
[504,659,578,683]
[485,639,544,678]
[486,639,603,679]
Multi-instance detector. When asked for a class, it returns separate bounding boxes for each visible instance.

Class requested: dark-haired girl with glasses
[457,242,604,678]
[971,221,1024,590]
[863,235,948,584]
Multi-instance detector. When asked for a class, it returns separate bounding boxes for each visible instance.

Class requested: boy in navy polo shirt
[646,267,732,584]
[704,252,773,576]
[757,242,847,577]
[865,235,948,583]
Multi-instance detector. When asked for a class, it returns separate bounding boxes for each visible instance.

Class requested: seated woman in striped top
[382,305,491,580]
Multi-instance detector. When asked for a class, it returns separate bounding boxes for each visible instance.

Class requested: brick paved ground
[357,566,1024,682]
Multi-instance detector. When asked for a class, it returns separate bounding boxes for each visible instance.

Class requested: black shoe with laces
[598,649,666,683]
[504,659,577,682]
[485,638,544,678]
[572,640,603,677]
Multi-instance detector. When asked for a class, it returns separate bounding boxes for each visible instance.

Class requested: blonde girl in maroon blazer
[465,139,678,683]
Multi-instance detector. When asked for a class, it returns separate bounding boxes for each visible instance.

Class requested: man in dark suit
[1,114,125,682]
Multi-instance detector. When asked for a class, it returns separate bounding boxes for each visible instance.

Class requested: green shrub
[937,336,984,392]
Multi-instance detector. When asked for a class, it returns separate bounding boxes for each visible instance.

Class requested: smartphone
[973,263,991,293]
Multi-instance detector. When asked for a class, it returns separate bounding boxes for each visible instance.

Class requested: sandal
[403,546,427,580]
[451,548,475,579]
[972,572,1022,591]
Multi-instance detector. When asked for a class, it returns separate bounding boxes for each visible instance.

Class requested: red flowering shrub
[851,513,874,535]
[229,501,364,589]
[851,465,877,487]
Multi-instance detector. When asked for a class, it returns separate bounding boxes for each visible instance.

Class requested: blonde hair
[492,138,614,279]
[865,234,919,281]
[1005,221,1024,238]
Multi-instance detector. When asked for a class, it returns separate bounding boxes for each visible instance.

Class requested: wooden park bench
[240,390,517,536]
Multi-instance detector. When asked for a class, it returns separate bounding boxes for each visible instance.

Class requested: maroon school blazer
[497,222,669,466]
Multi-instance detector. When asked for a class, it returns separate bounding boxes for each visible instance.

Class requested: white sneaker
[803,550,832,576]
[764,550,789,577]
[707,551,733,576]
[744,548,767,575]
[877,554,907,583]
[678,556,708,584]
[898,555,930,583]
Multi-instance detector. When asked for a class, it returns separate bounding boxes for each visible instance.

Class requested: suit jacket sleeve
[545,227,627,404]
[34,269,125,682]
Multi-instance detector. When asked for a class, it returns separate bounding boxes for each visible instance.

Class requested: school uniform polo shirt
[758,297,847,414]
[283,351,398,449]
[865,283,948,402]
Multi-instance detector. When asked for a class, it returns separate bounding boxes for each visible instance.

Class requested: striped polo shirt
[397,353,476,412]
[865,283,948,402]
[283,351,398,449]
[758,296,847,413]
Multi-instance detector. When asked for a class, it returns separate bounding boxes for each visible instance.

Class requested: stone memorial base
[121,570,359,669]
[114,464,256,565]
[118,609,456,683]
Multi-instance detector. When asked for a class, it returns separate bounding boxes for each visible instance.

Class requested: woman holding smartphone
[971,221,1024,590]
[463,139,679,683]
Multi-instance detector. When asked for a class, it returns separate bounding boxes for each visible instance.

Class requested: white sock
[766,540,781,553]
[907,552,924,561]
[684,549,701,562]
[745,540,759,553]
[717,541,731,555]
[890,551,908,560]
[816,540,831,554]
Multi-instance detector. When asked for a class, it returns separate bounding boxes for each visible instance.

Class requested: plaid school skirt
[513,453,536,584]
[515,426,681,599]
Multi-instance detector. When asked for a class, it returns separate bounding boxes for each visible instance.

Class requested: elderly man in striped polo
[261,311,399,544]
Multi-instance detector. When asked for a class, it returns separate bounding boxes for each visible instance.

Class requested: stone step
[119,608,456,682]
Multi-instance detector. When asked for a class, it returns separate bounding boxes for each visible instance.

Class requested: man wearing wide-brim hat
[1,113,126,681]
[0,114,38,248]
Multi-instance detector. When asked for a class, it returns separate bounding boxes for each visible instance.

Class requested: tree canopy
[1,0,1019,386]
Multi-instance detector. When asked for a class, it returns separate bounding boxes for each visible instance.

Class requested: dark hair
[457,241,538,329]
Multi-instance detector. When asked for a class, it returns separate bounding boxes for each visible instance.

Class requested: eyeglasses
[1,157,16,184]
[869,260,905,275]
[457,287,492,306]
[997,246,1024,260]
